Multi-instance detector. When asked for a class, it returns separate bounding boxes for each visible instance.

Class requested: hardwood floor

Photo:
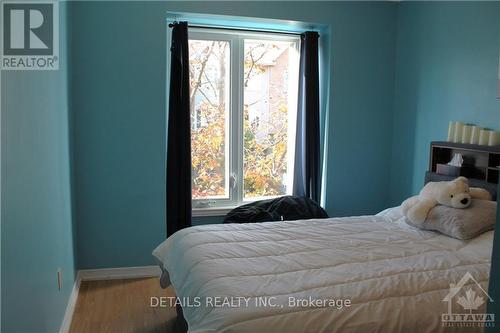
[69,278,182,333]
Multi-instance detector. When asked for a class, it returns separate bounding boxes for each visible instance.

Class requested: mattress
[152,207,494,333]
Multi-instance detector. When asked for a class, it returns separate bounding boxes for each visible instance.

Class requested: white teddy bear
[402,177,492,224]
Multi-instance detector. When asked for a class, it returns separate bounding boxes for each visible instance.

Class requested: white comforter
[153,207,493,333]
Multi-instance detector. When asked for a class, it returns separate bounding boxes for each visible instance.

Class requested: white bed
[153,206,493,332]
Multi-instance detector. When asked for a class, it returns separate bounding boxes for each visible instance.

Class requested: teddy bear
[402,177,492,224]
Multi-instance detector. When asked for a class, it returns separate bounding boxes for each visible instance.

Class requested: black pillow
[223,195,328,224]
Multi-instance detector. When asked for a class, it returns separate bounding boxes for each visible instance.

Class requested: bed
[153,205,494,333]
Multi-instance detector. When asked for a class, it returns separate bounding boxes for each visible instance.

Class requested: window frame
[189,28,300,216]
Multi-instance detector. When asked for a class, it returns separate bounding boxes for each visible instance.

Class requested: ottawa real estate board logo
[1,1,59,70]
[442,272,495,328]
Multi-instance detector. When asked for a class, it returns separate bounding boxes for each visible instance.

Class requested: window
[189,28,300,213]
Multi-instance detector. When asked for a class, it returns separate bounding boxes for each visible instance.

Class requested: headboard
[426,141,500,201]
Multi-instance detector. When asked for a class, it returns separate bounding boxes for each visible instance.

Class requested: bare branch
[190,41,216,112]
[244,44,269,87]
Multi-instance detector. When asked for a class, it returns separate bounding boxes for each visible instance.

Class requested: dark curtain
[166,22,191,237]
[293,31,320,203]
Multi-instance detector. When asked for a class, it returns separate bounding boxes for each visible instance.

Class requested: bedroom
[1,0,500,332]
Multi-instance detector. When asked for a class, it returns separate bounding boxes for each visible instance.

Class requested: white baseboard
[78,265,162,281]
[58,266,161,333]
[59,271,82,333]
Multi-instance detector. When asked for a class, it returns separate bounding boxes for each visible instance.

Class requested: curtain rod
[168,22,307,37]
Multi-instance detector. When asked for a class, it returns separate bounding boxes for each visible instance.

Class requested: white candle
[470,126,481,144]
[461,125,472,144]
[479,129,492,145]
[447,121,456,142]
[488,131,500,146]
[453,122,464,143]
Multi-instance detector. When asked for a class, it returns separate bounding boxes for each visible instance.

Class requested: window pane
[243,39,299,200]
[189,40,230,199]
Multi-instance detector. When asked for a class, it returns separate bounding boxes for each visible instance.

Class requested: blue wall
[1,3,76,332]
[69,1,398,268]
[389,2,500,205]
[1,1,499,330]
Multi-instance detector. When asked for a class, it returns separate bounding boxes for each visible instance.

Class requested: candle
[470,126,481,144]
[453,122,464,143]
[461,125,472,144]
[447,121,456,142]
[479,129,492,145]
[488,131,500,146]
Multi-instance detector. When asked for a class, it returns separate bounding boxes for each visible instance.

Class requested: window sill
[192,206,236,217]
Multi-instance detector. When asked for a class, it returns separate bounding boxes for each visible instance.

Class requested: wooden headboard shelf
[426,141,500,200]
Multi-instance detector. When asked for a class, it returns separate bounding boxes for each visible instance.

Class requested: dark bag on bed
[223,195,328,224]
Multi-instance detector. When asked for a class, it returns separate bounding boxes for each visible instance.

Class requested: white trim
[190,31,237,209]
[58,266,162,333]
[58,271,82,333]
[193,206,235,217]
[189,28,300,209]
[78,265,161,281]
